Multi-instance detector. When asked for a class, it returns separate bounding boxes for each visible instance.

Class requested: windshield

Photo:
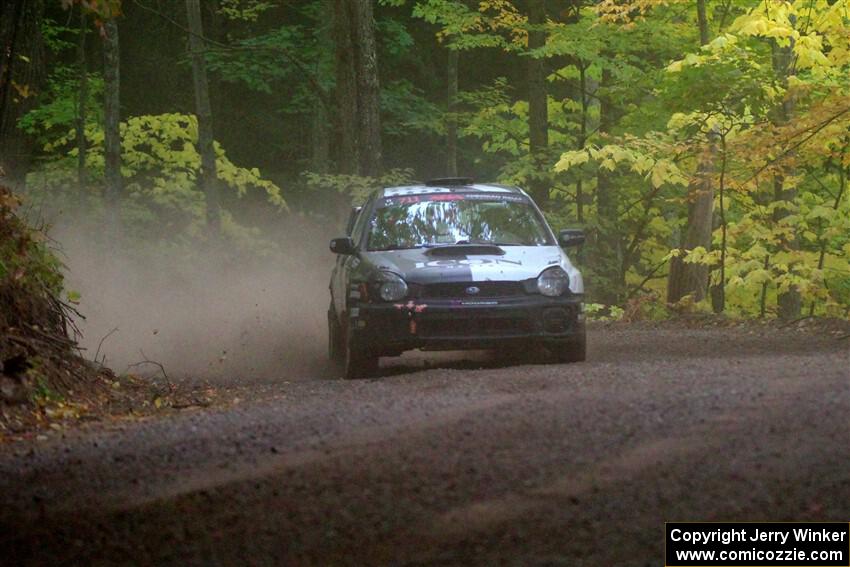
[368,193,553,251]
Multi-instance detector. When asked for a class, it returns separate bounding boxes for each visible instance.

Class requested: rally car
[328,177,586,379]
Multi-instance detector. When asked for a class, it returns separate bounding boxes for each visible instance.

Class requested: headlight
[537,267,569,297]
[376,271,408,301]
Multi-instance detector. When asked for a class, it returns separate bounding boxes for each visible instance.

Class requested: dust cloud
[50,214,338,385]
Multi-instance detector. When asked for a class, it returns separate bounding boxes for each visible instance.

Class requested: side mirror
[330,237,356,255]
[558,228,585,248]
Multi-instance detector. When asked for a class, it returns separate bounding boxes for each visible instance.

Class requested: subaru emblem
[465,286,480,295]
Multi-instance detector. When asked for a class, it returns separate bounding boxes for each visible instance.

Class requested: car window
[367,193,553,251]
[345,207,362,235]
[350,198,372,246]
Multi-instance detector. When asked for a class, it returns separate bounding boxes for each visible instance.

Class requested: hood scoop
[425,244,506,257]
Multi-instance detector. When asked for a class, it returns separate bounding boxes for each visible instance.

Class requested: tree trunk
[810,166,845,315]
[771,21,801,320]
[668,138,716,304]
[696,0,710,45]
[666,0,715,305]
[576,61,589,224]
[446,46,459,177]
[208,0,226,143]
[774,173,801,319]
[75,7,88,187]
[595,66,624,303]
[311,103,330,173]
[102,17,122,212]
[0,0,45,188]
[710,135,728,313]
[333,0,382,178]
[186,0,220,236]
[353,0,382,178]
[527,0,549,207]
[333,0,358,174]
[311,5,331,174]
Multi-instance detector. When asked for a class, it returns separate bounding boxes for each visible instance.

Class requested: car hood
[364,245,582,291]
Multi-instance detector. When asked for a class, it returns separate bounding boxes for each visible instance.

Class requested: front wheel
[549,331,586,363]
[342,321,379,379]
[328,308,342,364]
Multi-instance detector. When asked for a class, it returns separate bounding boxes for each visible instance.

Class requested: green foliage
[382,80,444,137]
[40,17,77,53]
[27,113,285,244]
[18,66,103,146]
[303,169,417,205]
[585,303,624,322]
[204,0,434,144]
[543,0,850,316]
[217,0,275,22]
[0,222,65,299]
[13,0,850,321]
[377,17,416,56]
[413,0,511,49]
[206,26,317,95]
[0,187,67,339]
[30,374,63,405]
[556,141,689,189]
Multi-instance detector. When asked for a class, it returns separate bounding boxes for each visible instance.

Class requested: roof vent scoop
[425,177,474,187]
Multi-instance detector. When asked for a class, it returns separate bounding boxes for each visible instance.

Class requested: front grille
[418,316,532,338]
[420,281,525,299]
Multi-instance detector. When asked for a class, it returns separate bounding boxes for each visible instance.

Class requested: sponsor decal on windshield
[380,193,528,207]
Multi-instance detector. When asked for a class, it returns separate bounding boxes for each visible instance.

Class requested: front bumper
[349,294,584,354]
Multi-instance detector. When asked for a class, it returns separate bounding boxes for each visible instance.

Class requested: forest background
[2,0,849,326]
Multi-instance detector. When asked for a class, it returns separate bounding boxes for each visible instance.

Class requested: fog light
[543,307,569,333]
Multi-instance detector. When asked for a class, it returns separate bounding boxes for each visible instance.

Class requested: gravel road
[1,324,848,566]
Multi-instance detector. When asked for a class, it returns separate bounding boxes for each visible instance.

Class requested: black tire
[328,308,342,364]
[550,331,586,363]
[342,321,379,379]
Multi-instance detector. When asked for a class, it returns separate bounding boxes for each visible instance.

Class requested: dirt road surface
[1,324,848,566]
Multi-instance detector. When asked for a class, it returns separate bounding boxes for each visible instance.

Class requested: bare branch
[94,327,118,365]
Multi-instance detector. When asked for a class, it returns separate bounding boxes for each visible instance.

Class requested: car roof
[379,182,526,198]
